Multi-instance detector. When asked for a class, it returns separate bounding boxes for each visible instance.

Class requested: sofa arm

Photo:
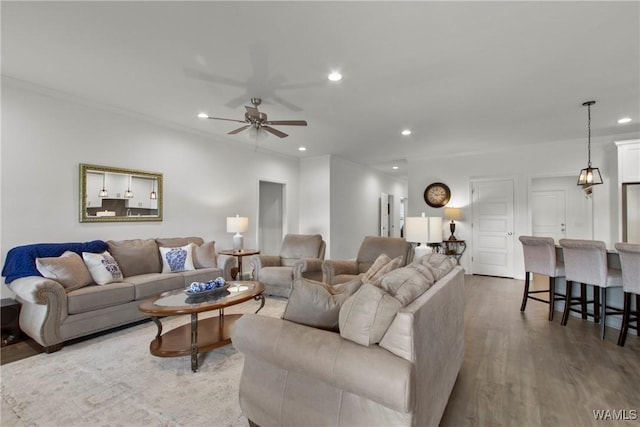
[216,254,235,281]
[321,259,358,284]
[250,255,282,280]
[7,276,68,348]
[292,258,323,279]
[232,314,413,413]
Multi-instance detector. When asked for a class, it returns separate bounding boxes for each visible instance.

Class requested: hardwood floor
[2,275,638,426]
[441,274,640,427]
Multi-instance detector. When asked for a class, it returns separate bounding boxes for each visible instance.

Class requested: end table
[219,249,260,280]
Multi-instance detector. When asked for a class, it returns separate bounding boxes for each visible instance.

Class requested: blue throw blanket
[2,240,108,283]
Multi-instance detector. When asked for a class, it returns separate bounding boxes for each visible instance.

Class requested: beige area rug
[0,297,287,427]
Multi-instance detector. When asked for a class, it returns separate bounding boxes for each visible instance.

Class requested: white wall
[408,134,638,279]
[1,82,300,297]
[299,155,408,260]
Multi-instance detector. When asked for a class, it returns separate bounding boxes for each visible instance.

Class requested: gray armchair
[250,234,326,297]
[322,236,413,285]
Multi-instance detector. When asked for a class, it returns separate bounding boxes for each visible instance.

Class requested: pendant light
[124,175,134,198]
[149,179,157,200]
[98,173,108,198]
[577,100,603,187]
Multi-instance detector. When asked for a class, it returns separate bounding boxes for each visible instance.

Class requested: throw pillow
[35,251,93,291]
[192,241,217,269]
[380,263,436,306]
[282,277,362,332]
[419,253,457,280]
[82,251,123,285]
[159,244,195,273]
[338,283,402,346]
[362,254,403,287]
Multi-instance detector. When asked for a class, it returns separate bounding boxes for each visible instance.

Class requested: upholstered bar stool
[559,239,623,339]
[519,236,565,321]
[614,243,640,347]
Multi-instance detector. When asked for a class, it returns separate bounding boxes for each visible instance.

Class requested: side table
[1,298,21,346]
[442,240,467,265]
[219,249,260,280]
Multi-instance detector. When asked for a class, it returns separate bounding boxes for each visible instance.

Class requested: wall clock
[424,182,451,208]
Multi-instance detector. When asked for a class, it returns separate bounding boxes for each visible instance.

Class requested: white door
[471,179,515,277]
[532,190,566,242]
[380,193,390,236]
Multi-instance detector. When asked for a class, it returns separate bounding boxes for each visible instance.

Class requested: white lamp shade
[405,216,442,244]
[227,215,249,233]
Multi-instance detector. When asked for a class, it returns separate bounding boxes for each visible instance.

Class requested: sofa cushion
[159,244,195,273]
[107,239,160,277]
[155,237,204,248]
[82,251,123,285]
[283,277,362,332]
[362,254,403,286]
[126,273,186,300]
[67,282,135,314]
[192,241,217,269]
[35,251,93,291]
[380,263,436,306]
[339,284,402,346]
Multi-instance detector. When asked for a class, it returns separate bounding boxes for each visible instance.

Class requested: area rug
[0,297,287,427]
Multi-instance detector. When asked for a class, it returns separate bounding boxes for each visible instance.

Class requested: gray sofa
[6,237,233,352]
[233,254,465,427]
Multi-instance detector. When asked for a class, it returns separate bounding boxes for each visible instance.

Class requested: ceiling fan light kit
[198,98,307,139]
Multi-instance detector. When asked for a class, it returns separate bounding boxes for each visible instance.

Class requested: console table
[442,240,466,265]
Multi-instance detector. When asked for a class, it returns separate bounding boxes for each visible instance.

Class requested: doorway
[471,178,515,278]
[530,175,593,241]
[380,193,394,237]
[258,180,285,255]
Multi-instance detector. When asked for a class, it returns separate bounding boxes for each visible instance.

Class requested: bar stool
[519,236,565,321]
[559,239,623,339]
[614,242,640,347]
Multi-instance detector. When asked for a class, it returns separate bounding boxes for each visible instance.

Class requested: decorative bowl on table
[184,277,228,297]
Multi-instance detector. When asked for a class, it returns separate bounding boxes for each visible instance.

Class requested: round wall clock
[424,182,451,208]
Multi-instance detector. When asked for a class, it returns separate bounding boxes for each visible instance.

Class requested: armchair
[322,236,413,285]
[250,234,326,297]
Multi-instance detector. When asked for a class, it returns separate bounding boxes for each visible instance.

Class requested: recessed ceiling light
[328,71,342,82]
[617,117,632,124]
[392,166,399,170]
[298,146,307,151]
[401,129,411,136]
[198,113,209,119]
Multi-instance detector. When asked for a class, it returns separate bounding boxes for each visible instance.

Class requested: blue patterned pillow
[159,244,195,273]
[82,251,123,285]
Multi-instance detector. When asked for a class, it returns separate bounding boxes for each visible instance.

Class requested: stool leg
[549,277,555,321]
[618,292,631,346]
[593,286,600,323]
[600,287,607,340]
[580,283,587,319]
[562,281,573,326]
[520,271,530,312]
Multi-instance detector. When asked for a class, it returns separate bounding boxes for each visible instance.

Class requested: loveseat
[232,253,465,427]
[2,237,233,352]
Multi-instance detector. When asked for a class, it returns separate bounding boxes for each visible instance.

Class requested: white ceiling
[3,1,639,176]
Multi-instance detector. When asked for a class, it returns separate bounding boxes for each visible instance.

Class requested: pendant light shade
[98,172,108,198]
[124,175,134,198]
[577,101,603,187]
[150,179,157,200]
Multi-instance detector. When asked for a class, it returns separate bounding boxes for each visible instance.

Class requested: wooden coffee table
[138,280,265,372]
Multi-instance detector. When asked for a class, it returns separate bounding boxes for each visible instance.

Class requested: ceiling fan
[199,98,307,138]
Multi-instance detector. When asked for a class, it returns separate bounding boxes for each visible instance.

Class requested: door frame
[526,173,594,239]
[469,175,516,277]
[257,178,288,253]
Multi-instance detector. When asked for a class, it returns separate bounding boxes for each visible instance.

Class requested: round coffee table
[138,280,265,372]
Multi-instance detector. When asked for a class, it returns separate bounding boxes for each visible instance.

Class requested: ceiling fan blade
[264,120,308,126]
[262,126,288,138]
[206,116,247,124]
[245,105,260,119]
[228,125,251,135]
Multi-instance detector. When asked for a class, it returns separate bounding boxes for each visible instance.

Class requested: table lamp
[405,214,443,258]
[444,207,462,241]
[227,214,249,252]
